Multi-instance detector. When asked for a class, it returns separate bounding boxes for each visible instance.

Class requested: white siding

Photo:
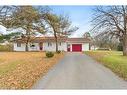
[14,43,26,51]
[82,43,89,51]
[13,42,90,52]
[14,43,40,51]
[58,42,67,51]
[28,43,40,51]
[43,42,67,51]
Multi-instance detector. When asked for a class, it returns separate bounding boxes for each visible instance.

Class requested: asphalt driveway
[32,52,127,89]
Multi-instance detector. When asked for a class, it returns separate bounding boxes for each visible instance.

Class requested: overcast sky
[0,6,95,37]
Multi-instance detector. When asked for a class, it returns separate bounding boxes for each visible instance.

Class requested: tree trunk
[55,36,58,52]
[25,28,30,52]
[122,35,127,56]
[25,42,29,51]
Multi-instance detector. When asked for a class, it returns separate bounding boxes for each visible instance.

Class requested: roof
[67,38,91,43]
[13,36,91,43]
[36,37,67,42]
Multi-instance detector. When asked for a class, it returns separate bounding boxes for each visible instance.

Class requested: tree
[117,42,123,51]
[91,6,127,56]
[0,6,16,26]
[83,32,91,38]
[0,32,22,43]
[93,32,119,50]
[43,13,78,52]
[4,6,45,51]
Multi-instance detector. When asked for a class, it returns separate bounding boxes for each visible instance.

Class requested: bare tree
[91,6,127,56]
[93,32,119,50]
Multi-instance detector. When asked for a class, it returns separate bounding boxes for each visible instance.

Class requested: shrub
[117,43,123,51]
[0,44,13,52]
[46,52,54,58]
[97,48,111,51]
[56,50,61,54]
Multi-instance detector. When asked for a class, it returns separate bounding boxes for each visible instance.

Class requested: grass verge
[85,51,127,80]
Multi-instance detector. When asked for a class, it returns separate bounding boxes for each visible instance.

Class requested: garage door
[72,44,82,52]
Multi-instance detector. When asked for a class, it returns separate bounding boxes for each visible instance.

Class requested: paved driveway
[32,52,127,89]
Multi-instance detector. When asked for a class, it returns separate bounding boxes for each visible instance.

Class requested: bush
[56,50,61,54]
[97,48,111,51]
[46,52,54,58]
[0,44,13,52]
[117,43,123,51]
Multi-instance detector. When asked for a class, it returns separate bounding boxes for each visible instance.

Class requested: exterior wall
[58,42,67,51]
[67,42,90,51]
[28,43,40,51]
[82,43,90,51]
[14,43,26,51]
[14,42,67,51]
[14,43,40,51]
[43,42,67,51]
[13,42,90,52]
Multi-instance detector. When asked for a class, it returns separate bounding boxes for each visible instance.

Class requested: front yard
[85,51,127,81]
[0,52,64,89]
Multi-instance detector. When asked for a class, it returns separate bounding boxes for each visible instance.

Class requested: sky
[0,6,95,37]
[50,6,95,37]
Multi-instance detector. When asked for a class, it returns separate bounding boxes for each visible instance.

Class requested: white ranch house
[13,37,91,52]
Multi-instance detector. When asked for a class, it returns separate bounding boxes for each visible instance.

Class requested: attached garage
[67,38,91,52]
[72,44,82,52]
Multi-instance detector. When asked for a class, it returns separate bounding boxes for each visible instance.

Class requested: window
[48,42,52,47]
[30,43,35,48]
[17,43,21,47]
[30,44,35,47]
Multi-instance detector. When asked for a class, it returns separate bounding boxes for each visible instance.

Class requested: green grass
[85,51,127,80]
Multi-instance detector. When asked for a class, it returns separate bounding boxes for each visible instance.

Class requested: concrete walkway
[32,52,127,89]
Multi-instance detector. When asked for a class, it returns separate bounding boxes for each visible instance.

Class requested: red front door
[72,44,82,52]
[39,42,43,50]
[67,48,70,52]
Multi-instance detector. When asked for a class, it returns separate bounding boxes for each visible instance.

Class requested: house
[13,36,91,52]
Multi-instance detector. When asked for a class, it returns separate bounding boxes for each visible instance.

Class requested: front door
[39,42,43,51]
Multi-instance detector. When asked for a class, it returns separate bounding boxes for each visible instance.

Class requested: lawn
[0,52,64,89]
[85,51,127,81]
